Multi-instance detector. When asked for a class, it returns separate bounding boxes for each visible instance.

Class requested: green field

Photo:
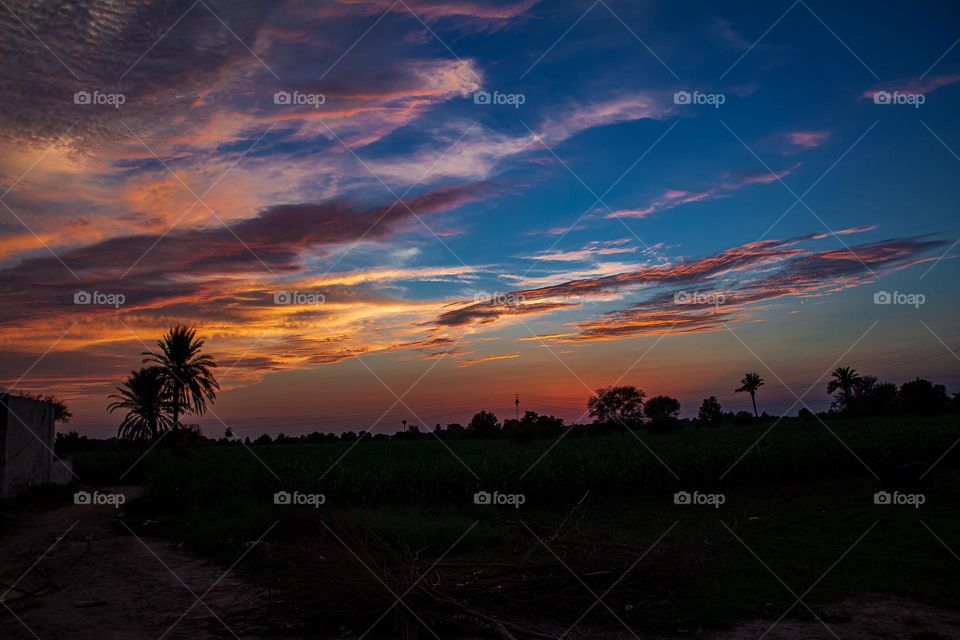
[67,417,960,637]
[76,416,960,507]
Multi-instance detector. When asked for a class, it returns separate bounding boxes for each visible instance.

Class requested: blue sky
[0,0,957,435]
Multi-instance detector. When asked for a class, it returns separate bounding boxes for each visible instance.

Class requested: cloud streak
[436,232,947,341]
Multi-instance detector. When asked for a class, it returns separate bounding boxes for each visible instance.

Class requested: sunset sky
[1,0,958,437]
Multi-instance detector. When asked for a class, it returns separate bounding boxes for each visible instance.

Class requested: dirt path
[712,596,960,640]
[2,492,958,640]
[0,488,274,640]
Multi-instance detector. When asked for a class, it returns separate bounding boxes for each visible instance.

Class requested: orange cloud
[458,353,520,367]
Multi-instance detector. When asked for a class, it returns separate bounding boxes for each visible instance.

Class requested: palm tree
[735,372,765,418]
[108,367,173,441]
[827,366,861,411]
[143,325,219,430]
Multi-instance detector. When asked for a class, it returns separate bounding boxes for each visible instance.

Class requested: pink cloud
[433,233,947,339]
[786,130,831,149]
[607,165,798,219]
[861,73,960,99]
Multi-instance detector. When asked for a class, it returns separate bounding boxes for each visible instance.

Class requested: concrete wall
[0,394,62,498]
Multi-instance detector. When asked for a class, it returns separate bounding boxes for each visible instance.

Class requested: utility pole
[515,393,520,421]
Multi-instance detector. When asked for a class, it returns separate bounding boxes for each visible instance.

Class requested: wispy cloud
[434,230,946,341]
[521,238,637,262]
[606,165,798,219]
[862,73,960,99]
[458,352,519,367]
[786,130,831,149]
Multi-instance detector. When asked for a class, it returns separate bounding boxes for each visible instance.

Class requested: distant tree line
[47,335,960,453]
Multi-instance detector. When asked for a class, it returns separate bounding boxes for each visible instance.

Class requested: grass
[76,415,960,507]
[72,415,960,635]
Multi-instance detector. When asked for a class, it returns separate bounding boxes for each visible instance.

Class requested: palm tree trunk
[751,392,758,418]
[172,382,182,454]
[172,382,181,431]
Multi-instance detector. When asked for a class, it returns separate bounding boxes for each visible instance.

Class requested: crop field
[75,416,960,508]
[63,416,960,636]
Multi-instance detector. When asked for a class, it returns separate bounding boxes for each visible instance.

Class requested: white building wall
[0,395,58,498]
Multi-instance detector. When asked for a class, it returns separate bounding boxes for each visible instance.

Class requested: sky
[0,0,958,437]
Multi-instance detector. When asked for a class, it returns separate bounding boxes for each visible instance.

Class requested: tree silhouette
[108,367,172,441]
[697,396,723,426]
[643,395,681,432]
[468,410,500,438]
[644,395,681,420]
[587,386,645,431]
[827,366,861,411]
[47,396,72,425]
[143,325,219,430]
[735,372,764,418]
[899,378,950,415]
[24,394,72,424]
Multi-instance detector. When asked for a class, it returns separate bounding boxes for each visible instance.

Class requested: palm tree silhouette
[143,325,219,431]
[735,372,765,418]
[108,367,172,441]
[827,366,861,411]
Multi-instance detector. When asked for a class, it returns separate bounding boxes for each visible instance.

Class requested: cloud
[521,238,638,262]
[606,165,798,219]
[433,231,946,340]
[305,0,539,22]
[711,18,752,51]
[786,130,831,149]
[435,300,579,327]
[0,0,502,268]
[0,182,490,324]
[366,92,671,184]
[564,236,947,341]
[457,352,519,367]
[862,73,960,100]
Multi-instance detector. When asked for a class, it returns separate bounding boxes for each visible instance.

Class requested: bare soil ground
[712,596,960,640]
[1,491,958,639]
[0,488,273,640]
